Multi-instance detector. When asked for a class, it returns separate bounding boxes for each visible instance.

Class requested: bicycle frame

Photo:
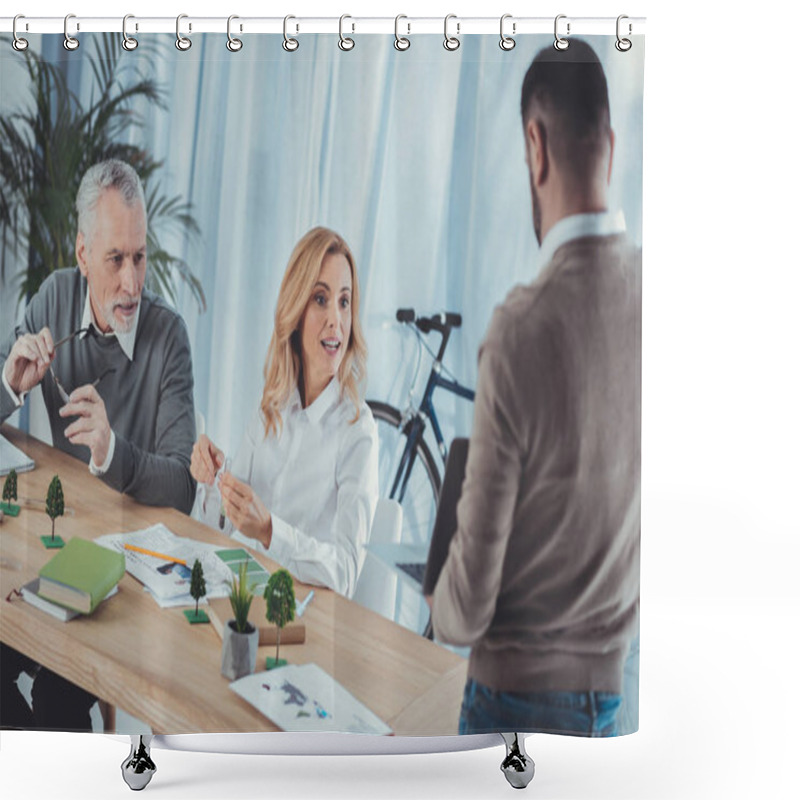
[389,354,475,503]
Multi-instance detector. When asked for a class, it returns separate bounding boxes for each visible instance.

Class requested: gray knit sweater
[432,234,641,694]
[0,267,196,513]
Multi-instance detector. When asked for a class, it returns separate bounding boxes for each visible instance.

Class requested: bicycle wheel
[367,401,442,548]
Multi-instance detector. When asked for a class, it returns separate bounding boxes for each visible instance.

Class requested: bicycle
[367,308,475,553]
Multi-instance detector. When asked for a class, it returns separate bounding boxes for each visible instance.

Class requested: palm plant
[0,33,205,311]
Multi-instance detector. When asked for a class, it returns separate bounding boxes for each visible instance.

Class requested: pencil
[123,544,188,566]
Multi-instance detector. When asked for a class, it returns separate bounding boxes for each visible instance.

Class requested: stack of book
[33,537,125,616]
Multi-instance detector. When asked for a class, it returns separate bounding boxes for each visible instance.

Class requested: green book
[38,537,125,614]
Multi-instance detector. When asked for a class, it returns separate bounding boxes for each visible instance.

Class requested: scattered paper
[229,663,392,735]
[97,524,232,600]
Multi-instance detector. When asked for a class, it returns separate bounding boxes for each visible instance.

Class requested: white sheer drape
[3,32,644,463]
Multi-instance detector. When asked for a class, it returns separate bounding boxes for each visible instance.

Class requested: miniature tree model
[265,569,296,669]
[184,559,210,624]
[43,474,65,548]
[1,468,20,515]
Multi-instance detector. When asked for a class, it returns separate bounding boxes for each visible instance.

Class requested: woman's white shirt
[194,378,379,598]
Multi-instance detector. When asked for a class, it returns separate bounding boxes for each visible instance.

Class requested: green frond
[0,36,205,311]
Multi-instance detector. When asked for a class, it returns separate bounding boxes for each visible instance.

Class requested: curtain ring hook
[12,15,29,51]
[339,15,355,51]
[499,14,516,51]
[394,14,410,51]
[227,15,243,52]
[63,13,79,51]
[283,15,299,52]
[615,15,632,52]
[122,14,138,51]
[443,14,460,51]
[176,13,192,51]
[554,14,570,51]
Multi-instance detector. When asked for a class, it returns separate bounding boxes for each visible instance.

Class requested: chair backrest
[353,498,402,619]
[369,498,403,545]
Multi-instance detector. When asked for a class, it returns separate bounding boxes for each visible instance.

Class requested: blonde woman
[192,227,378,598]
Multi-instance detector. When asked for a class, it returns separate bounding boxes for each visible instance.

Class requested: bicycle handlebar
[396,308,462,332]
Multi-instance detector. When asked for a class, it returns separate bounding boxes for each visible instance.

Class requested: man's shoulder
[554,233,641,274]
[37,266,83,298]
[27,267,84,322]
[485,280,548,346]
[140,289,189,335]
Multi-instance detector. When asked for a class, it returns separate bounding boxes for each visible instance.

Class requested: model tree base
[265,657,288,670]
[41,535,65,549]
[0,502,20,516]
[183,609,210,624]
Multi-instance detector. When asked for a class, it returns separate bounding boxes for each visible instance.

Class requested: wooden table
[0,425,466,735]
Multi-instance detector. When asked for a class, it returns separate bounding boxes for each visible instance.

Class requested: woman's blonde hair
[261,227,367,437]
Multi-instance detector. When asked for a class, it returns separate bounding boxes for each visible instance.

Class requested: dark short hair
[520,39,611,182]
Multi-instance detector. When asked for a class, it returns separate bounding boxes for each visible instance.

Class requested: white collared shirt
[81,292,139,476]
[80,291,139,362]
[194,377,380,598]
[537,210,627,269]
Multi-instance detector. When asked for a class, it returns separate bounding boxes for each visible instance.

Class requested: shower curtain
[0,26,643,739]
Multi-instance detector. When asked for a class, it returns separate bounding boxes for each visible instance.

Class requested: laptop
[393,438,469,594]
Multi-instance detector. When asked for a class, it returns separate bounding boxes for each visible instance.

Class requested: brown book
[206,595,306,646]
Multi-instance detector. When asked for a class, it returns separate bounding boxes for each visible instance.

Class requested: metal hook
[394,15,410,51]
[499,14,515,51]
[444,14,460,52]
[615,15,632,52]
[227,15,243,52]
[122,14,138,51]
[283,15,299,52]
[176,13,192,51]
[554,14,570,51]
[12,14,28,52]
[338,14,355,51]
[63,13,79,51]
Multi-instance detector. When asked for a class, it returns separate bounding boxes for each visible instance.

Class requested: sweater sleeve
[432,310,527,646]
[0,277,53,423]
[101,314,197,513]
[233,412,379,598]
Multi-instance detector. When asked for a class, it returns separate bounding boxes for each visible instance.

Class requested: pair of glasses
[47,327,116,403]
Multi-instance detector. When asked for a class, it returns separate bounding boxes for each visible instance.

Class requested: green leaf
[0,34,204,310]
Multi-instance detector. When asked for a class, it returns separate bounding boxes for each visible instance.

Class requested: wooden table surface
[0,425,466,735]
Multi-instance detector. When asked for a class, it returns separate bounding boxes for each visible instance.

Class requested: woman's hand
[219,472,273,548]
[190,434,225,484]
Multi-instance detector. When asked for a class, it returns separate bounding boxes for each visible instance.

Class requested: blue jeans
[458,678,622,737]
[617,631,640,736]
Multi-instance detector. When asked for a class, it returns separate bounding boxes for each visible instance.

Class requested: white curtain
[4,32,644,464]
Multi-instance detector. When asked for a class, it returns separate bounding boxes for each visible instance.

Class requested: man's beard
[530,173,543,245]
[97,294,139,334]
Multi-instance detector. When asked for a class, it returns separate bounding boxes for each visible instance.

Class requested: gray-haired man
[1,159,196,730]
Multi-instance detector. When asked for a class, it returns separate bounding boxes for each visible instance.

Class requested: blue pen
[296,590,315,618]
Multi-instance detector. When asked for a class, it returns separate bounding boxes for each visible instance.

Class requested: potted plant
[0,33,205,311]
[265,569,296,670]
[221,562,258,680]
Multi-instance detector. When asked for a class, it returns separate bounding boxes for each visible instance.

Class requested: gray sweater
[0,267,196,513]
[432,234,641,694]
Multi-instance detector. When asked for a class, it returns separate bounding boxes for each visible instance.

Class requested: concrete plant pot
[221,620,258,680]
